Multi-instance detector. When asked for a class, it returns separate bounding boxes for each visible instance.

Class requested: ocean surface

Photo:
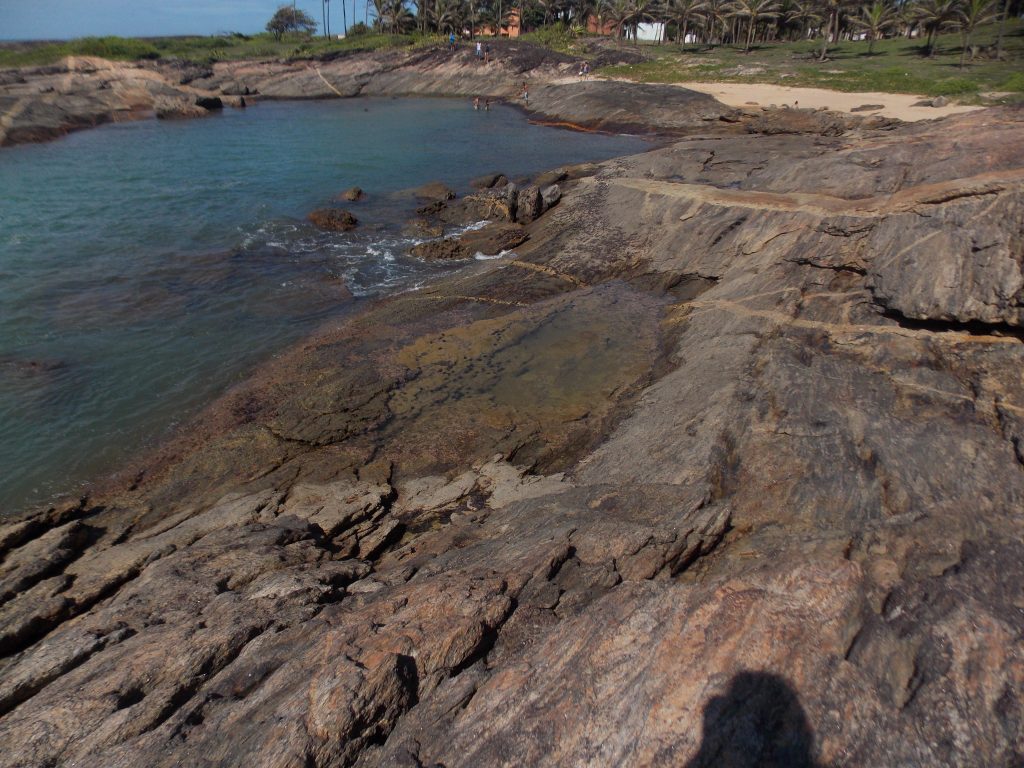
[0,97,649,515]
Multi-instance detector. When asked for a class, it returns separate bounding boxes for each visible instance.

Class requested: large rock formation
[2,42,895,149]
[0,56,246,146]
[1,101,1022,767]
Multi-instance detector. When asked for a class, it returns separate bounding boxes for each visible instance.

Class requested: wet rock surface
[1,99,1023,768]
[409,222,528,261]
[308,208,358,232]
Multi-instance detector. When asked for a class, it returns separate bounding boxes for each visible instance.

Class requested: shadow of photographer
[684,671,819,768]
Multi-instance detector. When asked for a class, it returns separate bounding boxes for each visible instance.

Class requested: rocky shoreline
[0,41,896,147]
[1,44,1023,767]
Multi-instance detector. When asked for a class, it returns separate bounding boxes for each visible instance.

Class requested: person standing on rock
[521,82,529,103]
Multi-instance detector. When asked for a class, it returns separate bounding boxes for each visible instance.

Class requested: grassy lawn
[598,20,1024,102]
[0,32,416,68]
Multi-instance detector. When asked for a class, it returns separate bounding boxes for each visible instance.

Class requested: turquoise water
[0,98,648,515]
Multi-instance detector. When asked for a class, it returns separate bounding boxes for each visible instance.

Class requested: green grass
[598,19,1024,102]
[2,21,1020,103]
[0,32,413,68]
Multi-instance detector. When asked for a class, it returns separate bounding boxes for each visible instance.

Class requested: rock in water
[338,186,364,202]
[195,96,223,111]
[410,223,528,260]
[308,208,358,231]
[469,172,509,190]
[405,181,456,202]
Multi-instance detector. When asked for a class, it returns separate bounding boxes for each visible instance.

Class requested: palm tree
[669,0,708,43]
[910,0,960,56]
[953,0,997,66]
[627,0,661,41]
[607,0,634,37]
[994,0,1010,58]
[784,0,822,40]
[704,0,731,44]
[431,0,465,32]
[727,0,781,52]
[816,0,848,60]
[412,0,430,32]
[850,0,897,52]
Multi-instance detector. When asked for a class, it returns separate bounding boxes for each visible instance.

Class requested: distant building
[474,9,520,37]
[585,17,666,41]
[635,22,666,42]
[586,15,617,35]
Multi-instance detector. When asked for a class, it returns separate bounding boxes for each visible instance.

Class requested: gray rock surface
[0,91,1021,768]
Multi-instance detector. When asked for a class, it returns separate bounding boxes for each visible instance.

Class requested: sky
[0,0,376,41]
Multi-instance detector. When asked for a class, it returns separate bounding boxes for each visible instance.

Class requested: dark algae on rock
[0,55,1023,768]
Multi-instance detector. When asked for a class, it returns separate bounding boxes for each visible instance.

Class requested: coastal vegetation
[0,0,1019,101]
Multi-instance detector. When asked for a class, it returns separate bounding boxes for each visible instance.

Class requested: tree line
[269,0,1018,66]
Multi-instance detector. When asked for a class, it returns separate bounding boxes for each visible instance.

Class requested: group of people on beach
[474,41,492,64]
[472,96,492,111]
[577,61,591,79]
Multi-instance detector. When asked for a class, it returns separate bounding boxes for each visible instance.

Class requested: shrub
[346,22,371,37]
[1001,72,1024,92]
[73,36,161,60]
[931,77,980,96]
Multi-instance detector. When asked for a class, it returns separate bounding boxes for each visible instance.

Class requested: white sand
[669,81,982,122]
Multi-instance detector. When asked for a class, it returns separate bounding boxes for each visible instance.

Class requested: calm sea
[0,97,648,515]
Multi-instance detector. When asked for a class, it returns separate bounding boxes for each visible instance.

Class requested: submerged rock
[338,186,364,202]
[403,181,455,202]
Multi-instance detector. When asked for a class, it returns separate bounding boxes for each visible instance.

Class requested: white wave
[475,249,515,261]
[455,220,491,234]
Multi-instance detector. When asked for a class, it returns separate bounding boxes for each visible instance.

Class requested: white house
[635,22,666,43]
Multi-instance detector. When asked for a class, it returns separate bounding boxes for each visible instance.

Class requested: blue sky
[0,0,375,40]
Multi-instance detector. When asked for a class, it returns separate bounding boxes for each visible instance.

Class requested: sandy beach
[669,80,982,121]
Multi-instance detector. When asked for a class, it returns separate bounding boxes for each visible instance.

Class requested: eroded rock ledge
[1,105,1023,766]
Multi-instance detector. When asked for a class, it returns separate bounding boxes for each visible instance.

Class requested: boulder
[540,184,561,213]
[308,208,358,232]
[515,186,543,224]
[409,238,465,261]
[534,168,568,189]
[932,95,949,107]
[470,172,509,190]
[338,187,364,202]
